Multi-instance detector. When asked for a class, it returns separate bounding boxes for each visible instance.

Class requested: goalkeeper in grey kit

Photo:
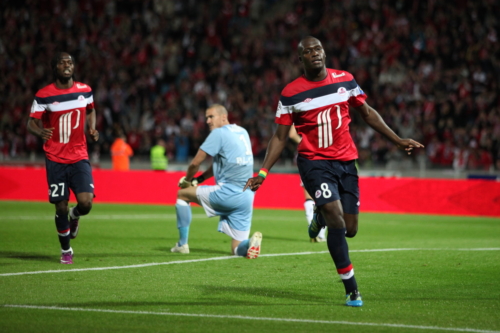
[171,104,262,258]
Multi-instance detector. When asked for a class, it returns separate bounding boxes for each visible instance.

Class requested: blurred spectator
[150,138,168,171]
[110,129,134,171]
[174,130,190,163]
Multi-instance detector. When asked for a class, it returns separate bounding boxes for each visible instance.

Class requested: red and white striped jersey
[30,82,95,164]
[275,68,367,161]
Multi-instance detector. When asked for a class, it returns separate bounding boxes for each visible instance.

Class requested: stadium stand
[1,0,499,172]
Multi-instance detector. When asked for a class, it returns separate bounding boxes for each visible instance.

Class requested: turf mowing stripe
[0,214,202,220]
[1,248,499,277]
[0,214,302,221]
[2,305,499,333]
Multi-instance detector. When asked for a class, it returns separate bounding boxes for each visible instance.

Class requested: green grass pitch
[0,201,499,333]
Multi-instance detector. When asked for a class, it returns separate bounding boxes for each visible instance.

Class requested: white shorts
[196,183,254,241]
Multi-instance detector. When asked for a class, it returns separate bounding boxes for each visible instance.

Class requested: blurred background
[1,0,499,178]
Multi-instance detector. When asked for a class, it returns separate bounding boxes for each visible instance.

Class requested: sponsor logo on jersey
[303,98,313,103]
[315,190,322,198]
[78,95,85,101]
[76,83,87,89]
[52,101,60,105]
[332,72,345,78]
[337,87,347,94]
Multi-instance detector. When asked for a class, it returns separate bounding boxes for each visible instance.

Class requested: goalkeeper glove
[178,176,192,188]
[191,175,205,186]
[178,175,205,188]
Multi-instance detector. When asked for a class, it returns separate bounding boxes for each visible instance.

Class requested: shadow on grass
[62,286,330,308]
[0,251,54,262]
[262,235,310,243]
[197,285,331,303]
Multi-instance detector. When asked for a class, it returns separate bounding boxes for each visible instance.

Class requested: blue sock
[235,239,250,256]
[175,199,192,246]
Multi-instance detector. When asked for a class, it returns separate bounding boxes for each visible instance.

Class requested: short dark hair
[297,36,321,55]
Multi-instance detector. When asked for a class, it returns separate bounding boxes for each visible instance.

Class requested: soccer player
[289,125,326,242]
[244,36,424,306]
[171,104,262,259]
[27,52,99,264]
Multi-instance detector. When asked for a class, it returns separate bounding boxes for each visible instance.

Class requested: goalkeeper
[171,104,262,259]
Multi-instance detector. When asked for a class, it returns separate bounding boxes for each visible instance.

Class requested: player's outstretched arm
[27,117,54,141]
[244,124,291,191]
[355,102,424,155]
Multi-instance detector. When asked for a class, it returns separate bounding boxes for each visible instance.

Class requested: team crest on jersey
[78,95,85,101]
[303,98,313,103]
[315,190,322,198]
[337,87,347,94]
[76,83,87,89]
[52,101,60,105]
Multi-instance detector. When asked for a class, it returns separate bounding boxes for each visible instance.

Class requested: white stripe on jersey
[60,112,71,144]
[317,112,323,148]
[317,108,334,148]
[276,85,364,117]
[74,109,80,129]
[31,95,94,114]
[335,105,342,130]
[30,99,40,114]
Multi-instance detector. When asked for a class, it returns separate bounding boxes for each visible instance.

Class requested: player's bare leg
[69,192,94,239]
[344,213,358,238]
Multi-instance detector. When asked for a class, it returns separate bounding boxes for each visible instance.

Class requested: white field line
[1,248,499,277]
[2,305,499,333]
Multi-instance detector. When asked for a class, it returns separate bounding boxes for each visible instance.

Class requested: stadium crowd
[1,0,499,171]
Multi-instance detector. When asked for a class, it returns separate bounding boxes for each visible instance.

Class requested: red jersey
[30,82,95,164]
[275,68,367,161]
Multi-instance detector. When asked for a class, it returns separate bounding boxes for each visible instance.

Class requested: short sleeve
[30,97,45,119]
[275,99,293,125]
[348,82,367,108]
[200,128,222,157]
[86,93,95,110]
